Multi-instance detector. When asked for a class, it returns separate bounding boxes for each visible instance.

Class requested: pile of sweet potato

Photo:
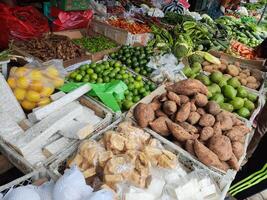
[134,79,251,172]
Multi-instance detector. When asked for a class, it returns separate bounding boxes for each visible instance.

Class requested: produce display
[107,18,151,34]
[7,64,64,110]
[68,60,156,110]
[14,34,84,62]
[73,35,118,53]
[196,72,258,118]
[110,45,154,76]
[133,79,251,171]
[227,40,256,59]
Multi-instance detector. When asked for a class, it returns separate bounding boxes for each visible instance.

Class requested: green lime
[136,75,142,81]
[82,78,89,82]
[122,100,134,110]
[103,77,110,83]
[110,72,116,78]
[97,78,103,83]
[80,65,87,71]
[75,74,82,81]
[128,84,135,91]
[143,91,150,97]
[134,68,141,73]
[134,82,141,89]
[90,62,96,68]
[149,83,157,91]
[114,61,121,68]
[133,89,139,96]
[91,73,98,80]
[116,74,122,79]
[122,74,129,79]
[133,96,141,103]
[237,107,250,118]
[126,95,133,101]
[139,87,146,94]
[80,71,86,76]
[129,77,135,83]
[87,68,94,74]
[70,72,77,79]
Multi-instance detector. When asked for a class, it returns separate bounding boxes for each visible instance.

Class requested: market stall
[0,0,266,199]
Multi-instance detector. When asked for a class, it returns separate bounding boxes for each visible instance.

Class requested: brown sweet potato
[134,103,155,128]
[194,93,208,107]
[190,102,197,112]
[179,95,190,104]
[178,122,198,134]
[200,127,214,141]
[163,101,177,115]
[208,135,232,161]
[227,154,239,170]
[232,118,244,126]
[149,117,170,137]
[155,110,168,118]
[194,140,226,171]
[225,128,244,142]
[234,125,251,135]
[232,142,244,160]
[216,112,233,131]
[197,108,206,116]
[167,91,180,105]
[159,93,167,102]
[187,112,201,125]
[149,96,161,111]
[166,79,208,96]
[221,161,230,171]
[167,121,193,142]
[206,101,221,115]
[176,102,191,122]
[213,122,222,136]
[199,114,215,127]
[185,140,195,156]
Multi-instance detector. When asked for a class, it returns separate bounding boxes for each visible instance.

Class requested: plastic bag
[36,181,54,200]
[7,59,66,111]
[85,189,113,200]
[0,3,49,49]
[3,185,41,200]
[52,10,93,31]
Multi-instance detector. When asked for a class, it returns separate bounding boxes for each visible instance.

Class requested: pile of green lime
[68,60,156,110]
[110,45,154,76]
[196,71,258,119]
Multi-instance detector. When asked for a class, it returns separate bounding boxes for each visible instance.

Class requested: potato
[199,114,215,127]
[197,108,206,116]
[163,101,177,115]
[167,121,193,142]
[216,112,233,131]
[203,65,214,73]
[149,117,170,136]
[246,82,258,90]
[167,91,180,105]
[155,110,168,118]
[218,64,227,72]
[242,69,251,76]
[234,61,240,67]
[206,101,221,115]
[200,127,214,141]
[208,135,232,161]
[247,76,257,83]
[227,154,239,170]
[194,93,208,107]
[226,65,239,76]
[179,95,190,104]
[239,73,247,79]
[190,102,197,112]
[178,121,198,134]
[220,59,229,65]
[213,122,222,135]
[134,103,155,128]
[240,79,247,86]
[187,112,201,125]
[232,141,244,160]
[194,140,227,171]
[202,61,212,66]
[185,140,195,156]
[176,102,191,122]
[166,79,208,96]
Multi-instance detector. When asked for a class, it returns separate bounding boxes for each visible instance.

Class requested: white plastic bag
[36,181,54,200]
[3,185,41,200]
[85,189,113,200]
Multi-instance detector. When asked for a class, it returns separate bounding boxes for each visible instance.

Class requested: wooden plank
[50,91,66,101]
[18,119,33,131]
[8,102,83,157]
[0,155,13,174]
[28,84,91,122]
[42,137,71,158]
[0,73,26,123]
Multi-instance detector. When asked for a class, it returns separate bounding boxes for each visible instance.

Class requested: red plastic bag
[52,10,93,31]
[0,3,49,49]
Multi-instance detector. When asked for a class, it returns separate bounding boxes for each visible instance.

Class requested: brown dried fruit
[194,93,208,107]
[199,114,215,127]
[200,127,214,141]
[187,112,201,125]
[149,117,170,137]
[206,101,221,115]
[194,140,226,171]
[167,121,193,142]
[208,135,232,161]
[197,108,206,116]
[178,121,198,134]
[176,102,191,122]
[179,95,190,104]
[227,154,239,170]
[155,110,168,118]
[232,142,244,160]
[134,103,155,128]
[163,101,177,115]
[213,122,222,135]
[166,79,208,96]
[216,112,233,131]
[185,140,195,156]
[167,91,180,105]
[190,102,197,112]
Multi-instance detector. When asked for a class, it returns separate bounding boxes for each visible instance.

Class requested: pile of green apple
[196,71,258,119]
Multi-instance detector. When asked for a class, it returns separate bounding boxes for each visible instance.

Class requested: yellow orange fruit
[25,90,41,102]
[46,66,59,78]
[29,70,43,81]
[40,86,54,97]
[17,77,30,89]
[15,67,28,77]
[13,88,26,101]
[7,77,17,89]
[52,78,64,88]
[21,100,36,110]
[38,97,51,107]
[30,80,43,92]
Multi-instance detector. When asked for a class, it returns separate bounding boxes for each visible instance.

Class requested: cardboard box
[91,19,153,46]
